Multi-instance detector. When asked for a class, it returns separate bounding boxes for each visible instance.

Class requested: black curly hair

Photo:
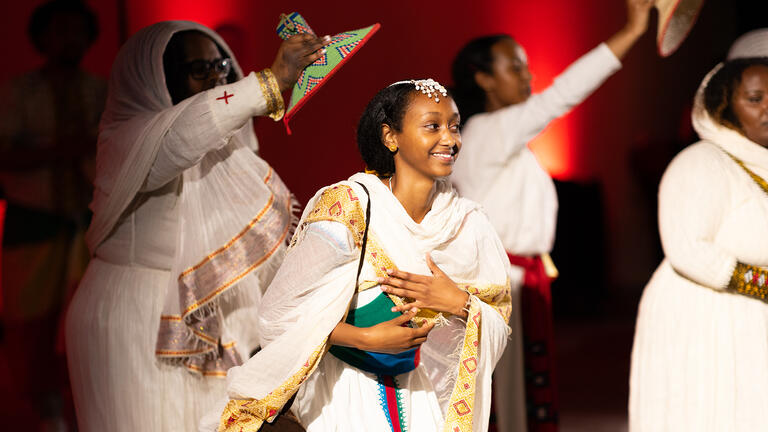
[356,83,418,178]
[28,0,99,53]
[451,34,512,124]
[704,57,768,130]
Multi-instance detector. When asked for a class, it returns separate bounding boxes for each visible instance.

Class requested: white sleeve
[141,72,273,191]
[483,43,621,160]
[257,221,357,346]
[198,220,358,432]
[659,144,738,289]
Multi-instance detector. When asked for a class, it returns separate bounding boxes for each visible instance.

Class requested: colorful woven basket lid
[276,12,380,133]
[655,0,705,57]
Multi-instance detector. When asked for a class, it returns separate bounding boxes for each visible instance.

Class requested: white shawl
[692,62,768,175]
[88,21,294,375]
[202,173,512,431]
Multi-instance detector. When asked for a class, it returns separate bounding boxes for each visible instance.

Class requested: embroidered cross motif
[217,90,234,104]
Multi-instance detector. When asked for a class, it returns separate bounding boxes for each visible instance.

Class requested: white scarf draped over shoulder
[203,173,512,432]
[87,21,294,376]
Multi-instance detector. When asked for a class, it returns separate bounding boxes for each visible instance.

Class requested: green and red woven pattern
[276,12,380,133]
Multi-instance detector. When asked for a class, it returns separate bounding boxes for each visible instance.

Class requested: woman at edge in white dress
[629,49,768,430]
[449,1,653,430]
[65,21,331,431]
[200,80,512,432]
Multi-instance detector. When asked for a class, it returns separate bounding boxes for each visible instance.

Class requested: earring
[388,145,398,153]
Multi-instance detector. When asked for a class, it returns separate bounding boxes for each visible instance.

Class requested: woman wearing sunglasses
[64,21,330,432]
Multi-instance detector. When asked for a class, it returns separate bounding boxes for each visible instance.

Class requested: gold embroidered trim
[180,220,290,316]
[458,280,512,325]
[178,192,271,278]
[303,185,367,246]
[363,233,443,326]
[178,168,292,317]
[255,69,285,121]
[729,262,768,301]
[219,341,328,431]
[180,168,275,279]
[443,299,482,432]
[156,167,291,376]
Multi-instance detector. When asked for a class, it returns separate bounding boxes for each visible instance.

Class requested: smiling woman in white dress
[630,35,768,431]
[201,80,513,432]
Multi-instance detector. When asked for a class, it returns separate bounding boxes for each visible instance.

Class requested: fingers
[391,302,419,313]
[381,285,417,299]
[412,320,435,337]
[383,268,430,284]
[389,309,417,326]
[379,275,418,290]
[303,49,326,65]
[287,34,330,53]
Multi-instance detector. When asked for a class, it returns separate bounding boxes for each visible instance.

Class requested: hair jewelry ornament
[389,78,448,102]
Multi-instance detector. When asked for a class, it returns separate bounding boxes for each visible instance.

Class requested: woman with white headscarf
[629,29,768,431]
[64,21,330,431]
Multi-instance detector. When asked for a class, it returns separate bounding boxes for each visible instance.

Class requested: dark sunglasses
[183,58,232,80]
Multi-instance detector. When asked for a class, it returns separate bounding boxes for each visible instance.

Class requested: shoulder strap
[355,182,371,290]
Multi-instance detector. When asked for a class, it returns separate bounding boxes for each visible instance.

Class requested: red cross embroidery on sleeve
[216,91,234,104]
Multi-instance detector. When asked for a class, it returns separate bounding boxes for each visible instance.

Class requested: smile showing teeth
[430,152,454,162]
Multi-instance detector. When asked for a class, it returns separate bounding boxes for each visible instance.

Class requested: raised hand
[606,0,654,59]
[625,0,654,37]
[379,253,470,318]
[270,33,332,92]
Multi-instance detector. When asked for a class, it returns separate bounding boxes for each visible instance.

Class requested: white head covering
[89,21,294,375]
[692,43,768,168]
[727,28,768,60]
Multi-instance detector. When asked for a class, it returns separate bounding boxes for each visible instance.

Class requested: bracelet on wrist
[729,262,768,302]
[255,68,285,121]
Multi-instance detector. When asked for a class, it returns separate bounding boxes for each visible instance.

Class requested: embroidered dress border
[219,341,328,431]
[177,169,291,318]
[377,375,407,432]
[154,168,292,376]
[442,299,482,432]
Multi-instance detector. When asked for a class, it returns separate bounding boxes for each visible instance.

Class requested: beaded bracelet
[255,68,285,121]
[729,262,768,302]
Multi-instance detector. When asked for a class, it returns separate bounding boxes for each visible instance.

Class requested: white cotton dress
[629,66,768,432]
[65,21,292,432]
[451,42,621,432]
[200,174,513,432]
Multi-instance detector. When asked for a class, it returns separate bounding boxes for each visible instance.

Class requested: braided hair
[356,83,417,177]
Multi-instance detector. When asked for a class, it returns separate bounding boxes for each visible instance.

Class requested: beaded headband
[388,78,448,102]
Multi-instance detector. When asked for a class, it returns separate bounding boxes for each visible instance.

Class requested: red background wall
[0,0,753,300]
